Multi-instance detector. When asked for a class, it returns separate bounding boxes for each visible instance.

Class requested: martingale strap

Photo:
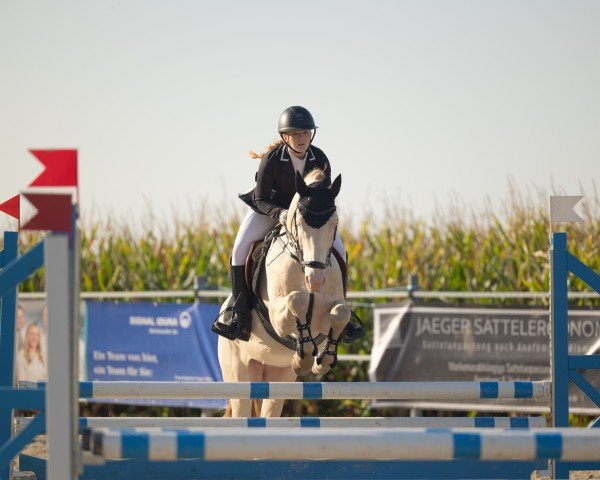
[295,293,318,359]
[255,300,296,351]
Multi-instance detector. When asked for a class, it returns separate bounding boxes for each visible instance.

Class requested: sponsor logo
[179,311,192,329]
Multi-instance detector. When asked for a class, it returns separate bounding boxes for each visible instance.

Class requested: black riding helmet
[278,106,317,154]
[278,106,317,132]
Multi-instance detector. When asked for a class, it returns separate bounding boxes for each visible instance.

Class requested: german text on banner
[86,301,224,409]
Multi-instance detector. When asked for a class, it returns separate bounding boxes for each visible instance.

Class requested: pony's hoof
[292,355,313,377]
[293,363,312,377]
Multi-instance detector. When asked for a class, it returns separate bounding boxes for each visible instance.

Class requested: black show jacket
[239,144,331,220]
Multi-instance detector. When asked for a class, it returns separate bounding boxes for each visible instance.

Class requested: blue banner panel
[86,301,224,409]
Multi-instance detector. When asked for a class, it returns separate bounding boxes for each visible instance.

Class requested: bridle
[280,204,337,272]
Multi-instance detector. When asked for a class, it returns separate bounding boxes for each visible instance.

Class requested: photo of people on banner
[15,300,86,383]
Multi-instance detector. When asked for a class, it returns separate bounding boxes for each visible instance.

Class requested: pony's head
[287,169,341,293]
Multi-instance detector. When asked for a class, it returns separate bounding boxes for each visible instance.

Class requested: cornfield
[13,185,599,299]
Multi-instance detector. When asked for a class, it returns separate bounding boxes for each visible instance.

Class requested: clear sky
[1,1,599,231]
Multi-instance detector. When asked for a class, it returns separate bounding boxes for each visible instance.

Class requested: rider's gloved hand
[278,209,288,225]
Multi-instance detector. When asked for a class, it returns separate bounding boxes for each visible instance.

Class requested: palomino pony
[218,168,351,417]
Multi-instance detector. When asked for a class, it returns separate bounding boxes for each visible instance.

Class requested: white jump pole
[90,427,600,462]
[78,380,550,400]
[80,416,547,429]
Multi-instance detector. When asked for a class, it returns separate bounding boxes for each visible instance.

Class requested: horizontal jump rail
[22,380,551,400]
[88,427,600,461]
[74,416,547,429]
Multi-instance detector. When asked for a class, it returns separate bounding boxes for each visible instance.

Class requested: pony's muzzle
[305,269,326,293]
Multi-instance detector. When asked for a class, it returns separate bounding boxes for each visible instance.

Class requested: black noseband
[302,260,327,270]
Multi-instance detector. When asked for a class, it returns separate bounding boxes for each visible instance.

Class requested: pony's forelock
[304,168,327,185]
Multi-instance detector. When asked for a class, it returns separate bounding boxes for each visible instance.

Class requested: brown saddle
[242,229,347,350]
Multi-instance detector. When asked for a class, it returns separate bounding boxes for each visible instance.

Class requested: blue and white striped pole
[78,416,546,429]
[89,427,600,462]
[24,380,550,401]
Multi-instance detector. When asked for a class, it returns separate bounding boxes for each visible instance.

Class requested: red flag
[0,195,20,220]
[21,193,72,233]
[28,149,78,188]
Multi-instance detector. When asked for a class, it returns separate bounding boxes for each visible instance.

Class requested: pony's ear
[330,174,342,198]
[295,170,310,196]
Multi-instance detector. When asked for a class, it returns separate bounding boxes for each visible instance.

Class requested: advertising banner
[85,301,224,409]
[369,302,600,413]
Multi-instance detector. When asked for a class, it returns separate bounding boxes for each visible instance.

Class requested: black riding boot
[212,265,252,342]
[341,313,366,343]
[340,253,366,344]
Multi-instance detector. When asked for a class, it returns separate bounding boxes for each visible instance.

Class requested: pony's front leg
[230,398,253,417]
[312,301,351,375]
[260,364,297,417]
[231,358,263,417]
[270,291,316,376]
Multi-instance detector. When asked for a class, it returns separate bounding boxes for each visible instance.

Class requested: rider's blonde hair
[248,139,284,159]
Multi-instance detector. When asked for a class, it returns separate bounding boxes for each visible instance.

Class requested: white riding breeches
[232,210,278,266]
[232,209,346,267]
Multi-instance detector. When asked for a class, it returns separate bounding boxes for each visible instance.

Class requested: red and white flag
[0,194,20,221]
[29,149,78,188]
[21,193,72,233]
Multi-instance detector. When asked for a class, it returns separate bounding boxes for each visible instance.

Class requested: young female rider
[212,106,364,343]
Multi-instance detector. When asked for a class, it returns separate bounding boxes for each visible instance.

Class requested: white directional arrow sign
[550,196,584,223]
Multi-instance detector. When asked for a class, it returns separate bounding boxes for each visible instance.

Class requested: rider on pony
[212,106,364,344]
